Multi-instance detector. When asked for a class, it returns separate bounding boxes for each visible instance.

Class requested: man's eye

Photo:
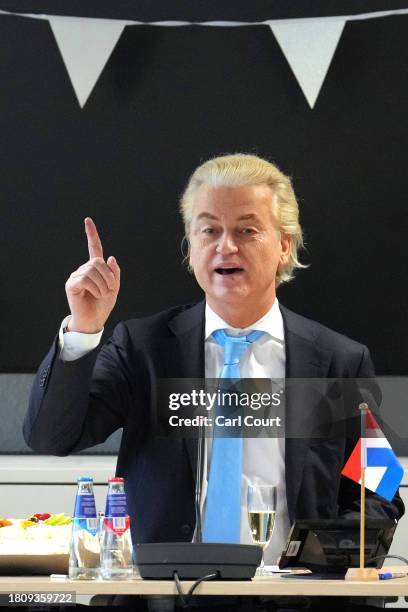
[240,228,256,235]
[202,227,215,234]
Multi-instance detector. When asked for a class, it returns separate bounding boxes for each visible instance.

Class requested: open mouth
[215,268,243,275]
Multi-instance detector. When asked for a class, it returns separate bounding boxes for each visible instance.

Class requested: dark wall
[1,12,407,374]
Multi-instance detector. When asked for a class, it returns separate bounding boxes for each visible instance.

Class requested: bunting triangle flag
[270,18,346,109]
[49,16,126,107]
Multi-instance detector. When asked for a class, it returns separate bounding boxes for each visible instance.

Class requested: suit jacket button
[181,524,191,535]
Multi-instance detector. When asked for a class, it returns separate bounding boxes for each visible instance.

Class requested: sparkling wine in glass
[247,484,277,574]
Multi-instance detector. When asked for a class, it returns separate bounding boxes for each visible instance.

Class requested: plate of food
[0,514,72,575]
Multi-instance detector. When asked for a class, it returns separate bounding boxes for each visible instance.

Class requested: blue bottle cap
[77,476,93,482]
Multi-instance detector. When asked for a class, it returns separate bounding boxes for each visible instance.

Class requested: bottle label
[103,515,130,536]
[105,493,128,518]
[72,517,98,536]
[73,494,97,520]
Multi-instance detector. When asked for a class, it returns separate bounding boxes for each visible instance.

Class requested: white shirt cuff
[58,315,104,362]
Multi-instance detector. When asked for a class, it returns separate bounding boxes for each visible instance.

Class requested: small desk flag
[342,408,403,501]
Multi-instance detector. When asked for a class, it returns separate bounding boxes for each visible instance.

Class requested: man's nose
[216,232,238,254]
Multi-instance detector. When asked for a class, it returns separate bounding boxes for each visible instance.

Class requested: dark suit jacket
[24,301,404,543]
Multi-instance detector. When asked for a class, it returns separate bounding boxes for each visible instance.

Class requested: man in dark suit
[24,154,403,585]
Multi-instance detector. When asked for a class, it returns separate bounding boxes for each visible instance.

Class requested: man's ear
[279,233,291,265]
[181,235,190,257]
[182,236,194,272]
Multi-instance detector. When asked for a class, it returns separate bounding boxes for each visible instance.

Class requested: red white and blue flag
[342,408,404,501]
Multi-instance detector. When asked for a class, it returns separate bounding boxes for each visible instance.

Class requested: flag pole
[345,403,378,581]
[359,403,367,570]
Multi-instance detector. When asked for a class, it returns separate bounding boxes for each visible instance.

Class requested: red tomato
[34,513,51,521]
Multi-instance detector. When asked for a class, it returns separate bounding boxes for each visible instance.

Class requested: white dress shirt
[59,300,291,563]
[204,301,290,564]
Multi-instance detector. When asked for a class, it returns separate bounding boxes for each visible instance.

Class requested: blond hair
[180,153,306,286]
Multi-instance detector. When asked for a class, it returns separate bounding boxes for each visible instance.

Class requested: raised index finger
[85,217,104,259]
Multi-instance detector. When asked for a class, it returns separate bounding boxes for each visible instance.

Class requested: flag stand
[345,403,378,581]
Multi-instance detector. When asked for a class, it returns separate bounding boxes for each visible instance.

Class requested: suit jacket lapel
[280,305,332,522]
[167,301,206,481]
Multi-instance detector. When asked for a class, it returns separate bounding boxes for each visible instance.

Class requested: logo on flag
[342,408,403,501]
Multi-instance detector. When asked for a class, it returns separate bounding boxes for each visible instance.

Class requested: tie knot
[212,329,265,366]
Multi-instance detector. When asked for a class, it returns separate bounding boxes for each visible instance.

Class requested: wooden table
[1,573,408,598]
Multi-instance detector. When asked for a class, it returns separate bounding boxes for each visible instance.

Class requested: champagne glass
[247,484,277,575]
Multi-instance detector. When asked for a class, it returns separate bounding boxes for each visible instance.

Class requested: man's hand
[65,218,120,333]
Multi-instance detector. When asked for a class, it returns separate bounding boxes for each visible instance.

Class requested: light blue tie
[203,328,265,543]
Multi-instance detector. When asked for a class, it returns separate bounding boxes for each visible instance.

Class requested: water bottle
[100,477,134,580]
[69,476,100,580]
